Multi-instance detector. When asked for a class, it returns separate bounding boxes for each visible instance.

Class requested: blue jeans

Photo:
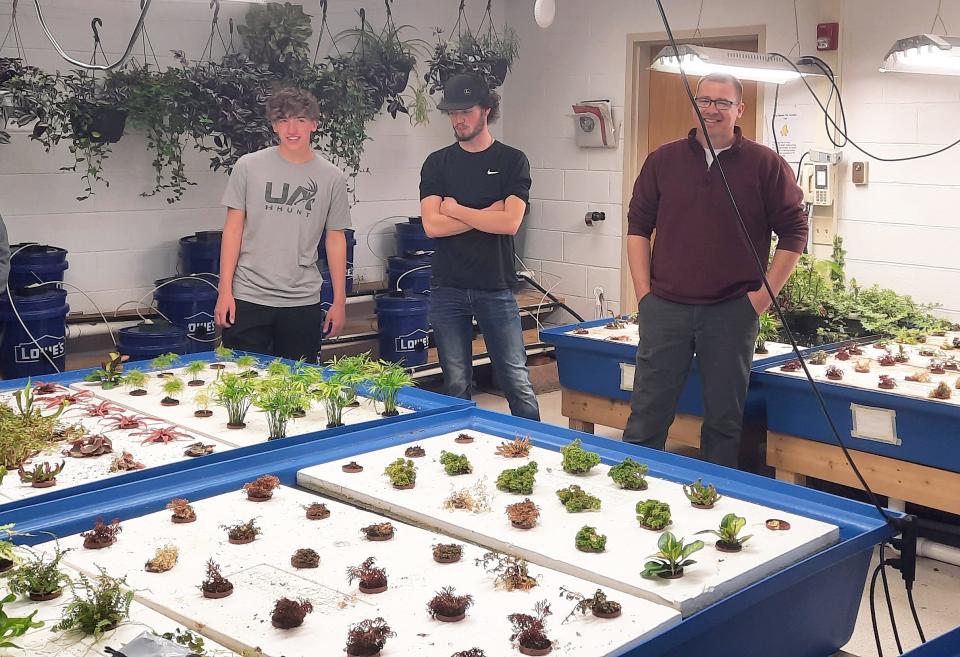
[428,286,540,421]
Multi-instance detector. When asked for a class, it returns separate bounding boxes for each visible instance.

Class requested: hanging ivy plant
[237,1,314,76]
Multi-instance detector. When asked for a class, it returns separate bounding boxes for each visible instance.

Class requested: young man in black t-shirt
[419,74,540,420]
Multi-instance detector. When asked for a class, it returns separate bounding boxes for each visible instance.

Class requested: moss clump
[608,457,648,490]
[555,485,601,513]
[496,461,538,495]
[560,439,601,474]
[439,451,473,476]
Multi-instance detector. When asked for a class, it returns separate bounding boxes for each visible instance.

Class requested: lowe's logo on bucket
[395,329,429,353]
[185,312,215,335]
[15,334,65,363]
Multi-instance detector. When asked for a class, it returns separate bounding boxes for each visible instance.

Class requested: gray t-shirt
[221,147,352,307]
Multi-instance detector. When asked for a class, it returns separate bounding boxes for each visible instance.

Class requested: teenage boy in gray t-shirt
[214,87,351,363]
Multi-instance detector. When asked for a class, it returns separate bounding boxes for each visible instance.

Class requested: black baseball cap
[436,74,490,111]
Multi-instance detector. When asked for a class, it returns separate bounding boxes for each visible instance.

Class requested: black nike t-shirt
[419,140,532,289]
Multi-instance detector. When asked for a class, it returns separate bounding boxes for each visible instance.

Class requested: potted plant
[7,546,71,601]
[212,372,256,429]
[475,551,538,591]
[347,556,388,594]
[432,542,463,564]
[121,368,149,396]
[200,559,233,599]
[506,498,540,529]
[879,374,897,389]
[271,597,313,629]
[327,353,372,405]
[508,600,552,656]
[222,519,261,545]
[64,434,113,458]
[83,352,128,390]
[160,377,186,407]
[314,376,349,428]
[440,451,473,476]
[243,474,281,501]
[636,499,671,531]
[383,457,417,489]
[641,532,705,580]
[183,441,216,458]
[193,390,214,418]
[427,586,474,623]
[405,445,426,458]
[345,617,395,657]
[342,460,364,473]
[304,502,330,520]
[608,457,648,490]
[150,352,180,378]
[265,358,292,378]
[560,439,601,475]
[496,436,532,457]
[254,379,304,440]
[443,479,493,514]
[108,451,145,472]
[697,513,753,553]
[17,460,64,488]
[290,548,320,569]
[166,498,196,524]
[361,522,395,542]
[237,1,313,75]
[559,586,621,621]
[81,517,121,550]
[756,312,780,354]
[930,381,953,400]
[136,425,191,445]
[184,360,208,386]
[808,351,829,365]
[455,432,475,444]
[212,345,235,369]
[556,485,601,513]
[0,524,19,574]
[574,526,607,553]
[683,479,722,509]
[367,360,414,417]
[452,650,486,657]
[144,544,179,573]
[496,461,538,495]
[826,364,844,380]
[52,568,133,637]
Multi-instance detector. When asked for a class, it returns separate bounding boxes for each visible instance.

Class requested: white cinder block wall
[503,0,960,324]
[0,0,503,315]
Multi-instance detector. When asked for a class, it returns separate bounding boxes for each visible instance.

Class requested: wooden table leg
[775,468,806,486]
[568,418,595,434]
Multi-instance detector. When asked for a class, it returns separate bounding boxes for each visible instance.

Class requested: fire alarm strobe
[817,23,839,51]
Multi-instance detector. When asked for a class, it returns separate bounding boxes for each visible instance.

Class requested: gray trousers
[623,292,760,468]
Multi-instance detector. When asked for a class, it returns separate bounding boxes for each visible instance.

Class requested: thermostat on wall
[572,100,618,148]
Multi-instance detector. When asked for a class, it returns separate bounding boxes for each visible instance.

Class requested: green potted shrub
[160,377,186,407]
[368,360,414,417]
[496,461,538,495]
[314,376,350,428]
[560,438,601,474]
[683,479,722,509]
[635,499,671,531]
[253,378,304,440]
[212,345,236,369]
[697,513,753,553]
[184,360,208,386]
[265,358,292,378]
[383,457,417,489]
[53,568,134,637]
[8,546,71,601]
[149,352,180,378]
[756,312,780,354]
[641,532,704,580]
[83,352,128,389]
[237,1,314,76]
[555,485,601,513]
[574,526,607,553]
[235,354,260,377]
[440,451,473,476]
[327,353,372,406]
[192,390,213,418]
[212,372,256,429]
[121,368,149,396]
[607,457,648,490]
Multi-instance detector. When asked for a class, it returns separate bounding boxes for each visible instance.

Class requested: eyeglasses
[694,97,738,110]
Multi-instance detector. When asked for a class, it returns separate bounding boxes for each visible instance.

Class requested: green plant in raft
[121,368,149,393]
[214,345,236,363]
[574,526,606,553]
[496,461,538,495]
[212,372,256,426]
[0,524,22,565]
[808,350,829,365]
[0,592,44,648]
[683,479,722,507]
[235,354,259,374]
[439,451,473,476]
[53,568,134,638]
[327,353,373,404]
[253,378,304,440]
[555,485,601,513]
[368,360,414,417]
[697,513,753,550]
[83,352,128,389]
[607,457,648,490]
[193,390,212,413]
[314,376,350,428]
[560,438,601,474]
[0,382,71,468]
[756,311,781,354]
[161,628,208,655]
[266,358,292,378]
[383,458,416,487]
[161,377,186,401]
[149,352,180,375]
[8,546,71,598]
[635,499,671,530]
[184,360,208,384]
[641,532,704,579]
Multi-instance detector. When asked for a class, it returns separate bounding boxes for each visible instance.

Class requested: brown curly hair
[265,86,320,121]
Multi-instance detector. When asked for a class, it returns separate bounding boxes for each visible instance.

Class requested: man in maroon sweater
[624,73,807,468]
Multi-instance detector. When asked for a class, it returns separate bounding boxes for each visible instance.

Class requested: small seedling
[439,451,472,476]
[427,586,474,621]
[81,517,122,549]
[697,513,753,552]
[221,519,261,544]
[496,461,538,495]
[361,522,395,541]
[200,559,233,598]
[508,600,552,654]
[242,474,281,500]
[641,532,704,579]
[432,543,463,563]
[608,457,648,490]
[121,369,149,394]
[145,545,179,573]
[496,435,532,457]
[184,360,208,385]
[8,546,71,600]
[559,586,621,622]
[166,498,196,523]
[304,502,330,520]
[271,598,313,629]
[555,484,601,512]
[443,478,493,513]
[53,568,133,638]
[291,548,320,569]
[345,617,395,657]
[930,382,953,400]
[560,438,601,474]
[808,351,829,365]
[384,457,417,487]
[475,551,538,591]
[135,425,191,445]
[17,460,64,487]
[108,451,145,472]
[506,498,540,529]
[636,499,671,531]
[574,526,607,553]
[160,377,186,405]
[83,352,128,389]
[149,352,180,375]
[213,345,235,364]
[346,557,388,592]
[684,479,722,508]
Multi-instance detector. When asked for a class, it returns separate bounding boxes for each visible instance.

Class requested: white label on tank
[850,403,900,445]
[15,334,65,363]
[620,363,635,391]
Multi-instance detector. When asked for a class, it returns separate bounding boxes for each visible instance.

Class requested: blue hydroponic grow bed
[902,626,960,657]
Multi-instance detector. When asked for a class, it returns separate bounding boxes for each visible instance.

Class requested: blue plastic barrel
[154,275,219,353]
[0,288,69,378]
[178,231,222,276]
[7,243,69,294]
[395,217,436,256]
[375,292,430,366]
[117,321,189,361]
[317,228,356,294]
[386,255,432,295]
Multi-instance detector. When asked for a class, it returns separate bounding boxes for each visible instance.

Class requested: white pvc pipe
[917,537,960,568]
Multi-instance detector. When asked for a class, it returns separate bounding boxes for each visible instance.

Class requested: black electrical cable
[771,84,780,154]
[907,587,927,643]
[654,0,894,525]
[880,544,905,654]
[794,151,808,184]
[519,273,585,323]
[870,562,886,657]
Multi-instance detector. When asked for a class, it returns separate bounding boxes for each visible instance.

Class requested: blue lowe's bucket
[177,231,222,276]
[317,228,356,294]
[386,255,432,295]
[7,243,69,294]
[375,291,430,366]
[117,321,189,362]
[395,217,436,256]
[154,275,219,353]
[0,288,69,378]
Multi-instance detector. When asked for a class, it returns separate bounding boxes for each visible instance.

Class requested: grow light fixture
[650,44,824,85]
[880,34,960,76]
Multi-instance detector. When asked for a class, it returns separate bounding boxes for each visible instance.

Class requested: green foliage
[367,360,414,415]
[211,372,256,425]
[253,376,305,439]
[161,377,186,399]
[0,383,73,468]
[607,457,648,490]
[121,368,149,391]
[53,568,134,638]
[149,353,180,372]
[214,346,236,362]
[635,499,671,530]
[0,524,21,564]
[683,479,722,507]
[574,526,606,553]
[496,461,538,495]
[439,451,473,476]
[425,22,520,94]
[313,376,349,427]
[0,593,44,648]
[161,628,208,655]
[808,350,829,365]
[265,358,292,378]
[559,587,621,623]
[641,532,704,579]
[235,354,259,371]
[8,546,71,597]
[383,458,417,487]
[756,312,780,353]
[560,439,601,474]
[83,352,127,389]
[17,459,64,484]
[555,485,601,513]
[238,2,314,75]
[184,360,208,379]
[697,513,753,548]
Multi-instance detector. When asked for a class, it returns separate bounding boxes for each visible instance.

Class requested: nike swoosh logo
[487,170,499,175]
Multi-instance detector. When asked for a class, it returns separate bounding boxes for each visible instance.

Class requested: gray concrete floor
[472,390,960,656]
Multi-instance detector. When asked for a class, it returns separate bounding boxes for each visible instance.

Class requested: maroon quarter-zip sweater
[627,127,807,305]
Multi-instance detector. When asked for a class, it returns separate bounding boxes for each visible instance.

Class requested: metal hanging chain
[475,0,501,46]
[931,0,948,34]
[449,0,474,43]
[1,0,28,64]
[312,0,340,64]
[137,0,160,69]
[33,0,153,71]
[691,0,704,46]
[199,0,230,64]
[88,18,109,86]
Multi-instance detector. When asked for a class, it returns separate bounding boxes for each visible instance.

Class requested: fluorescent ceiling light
[650,44,824,85]
[880,34,960,76]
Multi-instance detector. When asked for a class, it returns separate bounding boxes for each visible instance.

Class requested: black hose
[519,273,585,323]
[907,587,927,644]
[870,563,885,657]
[879,545,904,654]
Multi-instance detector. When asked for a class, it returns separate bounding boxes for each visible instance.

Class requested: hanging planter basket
[70,104,127,144]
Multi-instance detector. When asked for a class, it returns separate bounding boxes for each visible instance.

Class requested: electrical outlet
[852,161,869,185]
[812,215,835,245]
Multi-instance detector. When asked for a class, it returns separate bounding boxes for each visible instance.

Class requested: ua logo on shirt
[264,179,319,212]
